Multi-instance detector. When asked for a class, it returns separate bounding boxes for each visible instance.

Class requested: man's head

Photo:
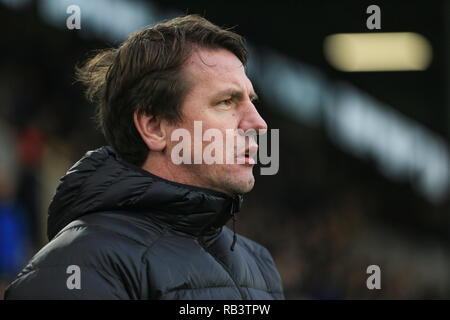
[77,15,267,195]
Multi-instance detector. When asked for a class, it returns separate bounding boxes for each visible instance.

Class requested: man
[5,15,284,300]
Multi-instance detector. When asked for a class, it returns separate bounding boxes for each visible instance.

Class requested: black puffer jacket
[5,147,284,300]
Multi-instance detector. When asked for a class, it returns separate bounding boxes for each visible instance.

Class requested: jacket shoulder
[55,210,167,245]
[5,211,166,299]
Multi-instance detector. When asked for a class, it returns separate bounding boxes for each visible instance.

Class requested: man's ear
[133,110,167,152]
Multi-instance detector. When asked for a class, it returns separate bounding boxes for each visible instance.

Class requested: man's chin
[235,180,255,194]
[223,171,255,195]
[189,164,256,195]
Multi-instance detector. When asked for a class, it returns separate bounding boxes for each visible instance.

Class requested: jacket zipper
[198,238,247,300]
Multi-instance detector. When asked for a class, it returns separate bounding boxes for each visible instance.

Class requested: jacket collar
[47,146,243,240]
[120,156,244,237]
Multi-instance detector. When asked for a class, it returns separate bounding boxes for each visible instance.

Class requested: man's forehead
[184,48,254,94]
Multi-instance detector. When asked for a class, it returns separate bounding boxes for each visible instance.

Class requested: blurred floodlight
[324,32,432,72]
[38,0,159,41]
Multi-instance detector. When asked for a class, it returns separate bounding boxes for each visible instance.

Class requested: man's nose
[239,102,268,134]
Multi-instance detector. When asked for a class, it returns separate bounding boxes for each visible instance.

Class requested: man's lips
[237,145,258,165]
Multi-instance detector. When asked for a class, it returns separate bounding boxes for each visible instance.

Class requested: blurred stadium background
[0,0,449,299]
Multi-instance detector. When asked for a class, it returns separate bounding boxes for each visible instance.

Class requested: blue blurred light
[0,204,28,275]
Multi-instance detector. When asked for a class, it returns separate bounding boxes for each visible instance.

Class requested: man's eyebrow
[214,88,259,101]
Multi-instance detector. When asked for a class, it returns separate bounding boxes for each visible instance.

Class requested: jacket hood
[47,146,243,241]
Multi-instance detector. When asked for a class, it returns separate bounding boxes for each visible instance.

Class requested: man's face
[166,48,267,195]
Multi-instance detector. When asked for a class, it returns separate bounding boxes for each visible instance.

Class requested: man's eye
[216,99,234,108]
[221,99,233,105]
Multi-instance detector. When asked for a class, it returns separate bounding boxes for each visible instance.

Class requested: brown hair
[76,14,248,166]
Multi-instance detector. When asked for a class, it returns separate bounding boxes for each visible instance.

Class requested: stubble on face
[166,48,259,195]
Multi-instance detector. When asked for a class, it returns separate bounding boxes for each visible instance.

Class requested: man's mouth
[237,145,258,165]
